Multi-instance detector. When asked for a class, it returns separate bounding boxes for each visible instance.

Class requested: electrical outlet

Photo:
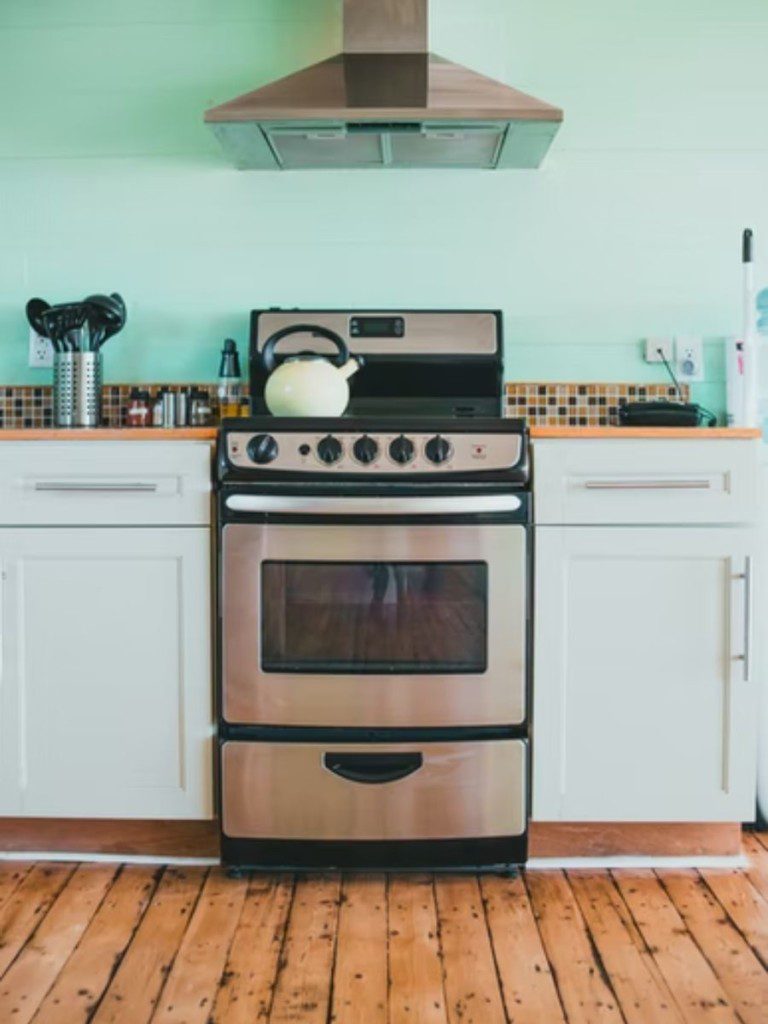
[644,337,674,364]
[28,327,53,368]
[675,335,704,382]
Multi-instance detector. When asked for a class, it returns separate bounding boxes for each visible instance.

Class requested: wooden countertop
[530,427,762,439]
[0,426,761,441]
[0,428,218,440]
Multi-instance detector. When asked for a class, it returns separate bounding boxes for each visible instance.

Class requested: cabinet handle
[583,479,711,490]
[0,562,3,685]
[33,482,158,493]
[735,557,753,682]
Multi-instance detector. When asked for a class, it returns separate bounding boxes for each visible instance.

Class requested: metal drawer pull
[583,479,711,491]
[323,752,423,785]
[734,558,752,682]
[34,481,158,493]
[225,494,521,515]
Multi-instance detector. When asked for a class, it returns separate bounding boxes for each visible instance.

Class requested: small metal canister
[161,389,176,427]
[175,388,189,427]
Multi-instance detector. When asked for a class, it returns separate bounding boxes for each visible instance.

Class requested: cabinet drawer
[0,442,211,525]
[222,739,526,840]
[533,439,758,524]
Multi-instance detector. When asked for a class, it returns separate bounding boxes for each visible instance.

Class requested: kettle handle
[261,324,350,373]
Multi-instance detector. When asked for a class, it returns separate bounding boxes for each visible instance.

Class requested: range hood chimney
[205,0,563,171]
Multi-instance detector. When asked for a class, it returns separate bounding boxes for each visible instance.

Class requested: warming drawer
[221,739,527,841]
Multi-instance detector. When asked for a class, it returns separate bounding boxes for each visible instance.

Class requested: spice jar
[151,389,165,427]
[189,388,212,426]
[126,388,151,427]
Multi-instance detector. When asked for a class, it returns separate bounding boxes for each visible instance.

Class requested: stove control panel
[226,431,523,475]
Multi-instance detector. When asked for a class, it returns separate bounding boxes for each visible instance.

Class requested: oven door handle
[323,752,423,784]
[225,494,522,515]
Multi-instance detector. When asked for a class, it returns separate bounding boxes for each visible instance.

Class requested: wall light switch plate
[675,336,704,382]
[644,337,674,364]
[28,327,53,368]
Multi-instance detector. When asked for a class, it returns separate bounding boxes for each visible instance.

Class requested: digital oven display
[349,316,405,339]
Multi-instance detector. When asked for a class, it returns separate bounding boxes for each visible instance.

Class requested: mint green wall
[1,0,768,418]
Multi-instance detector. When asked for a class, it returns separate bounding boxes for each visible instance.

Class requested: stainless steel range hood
[204,0,563,171]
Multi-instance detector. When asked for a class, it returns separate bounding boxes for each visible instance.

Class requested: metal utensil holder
[54,351,102,427]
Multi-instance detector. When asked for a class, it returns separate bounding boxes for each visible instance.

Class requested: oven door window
[261,561,488,674]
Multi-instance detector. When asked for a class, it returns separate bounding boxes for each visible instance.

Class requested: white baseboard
[527,854,748,870]
[0,851,749,871]
[0,851,219,867]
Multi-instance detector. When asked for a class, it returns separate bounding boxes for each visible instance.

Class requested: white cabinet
[0,441,211,526]
[533,526,756,822]
[0,441,213,821]
[534,438,758,525]
[0,527,213,819]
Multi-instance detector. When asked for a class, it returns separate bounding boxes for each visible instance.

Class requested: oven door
[222,518,526,728]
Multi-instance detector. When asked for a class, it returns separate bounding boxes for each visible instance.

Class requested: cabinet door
[0,528,212,819]
[533,527,756,822]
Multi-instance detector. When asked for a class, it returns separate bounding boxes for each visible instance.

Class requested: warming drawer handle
[323,752,423,785]
[225,494,521,515]
[33,481,159,493]
[583,479,711,491]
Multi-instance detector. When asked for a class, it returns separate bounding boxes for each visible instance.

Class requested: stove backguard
[249,309,503,418]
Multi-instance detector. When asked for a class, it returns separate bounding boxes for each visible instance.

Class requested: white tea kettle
[261,325,361,417]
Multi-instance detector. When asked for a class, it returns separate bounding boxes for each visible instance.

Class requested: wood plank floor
[2,836,768,1023]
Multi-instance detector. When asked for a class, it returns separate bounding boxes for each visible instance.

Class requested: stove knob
[425,434,453,465]
[317,434,343,465]
[353,435,379,465]
[389,434,415,465]
[247,433,278,465]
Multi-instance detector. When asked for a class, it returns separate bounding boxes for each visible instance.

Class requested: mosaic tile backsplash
[0,381,690,430]
[504,382,690,427]
[0,383,230,429]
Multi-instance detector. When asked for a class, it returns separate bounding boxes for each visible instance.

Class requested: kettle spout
[339,357,360,381]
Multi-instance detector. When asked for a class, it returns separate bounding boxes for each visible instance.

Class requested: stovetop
[217,416,529,489]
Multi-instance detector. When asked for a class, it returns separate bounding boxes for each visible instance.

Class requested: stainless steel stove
[217,310,530,871]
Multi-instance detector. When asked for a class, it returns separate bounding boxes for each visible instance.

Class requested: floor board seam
[0,863,76,982]
[477,875,511,1024]
[697,867,768,973]
[601,870,688,1024]
[25,862,122,1024]
[143,866,211,1024]
[430,875,451,1024]
[520,870,572,1024]
[82,864,165,1024]
[561,870,629,1024]
[264,873,297,1023]
[613,869,736,1022]
[323,874,344,1024]
[654,867,767,1024]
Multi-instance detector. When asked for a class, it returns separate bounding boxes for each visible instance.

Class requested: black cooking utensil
[41,303,86,352]
[83,293,125,327]
[26,298,51,338]
[83,293,126,348]
[63,305,87,352]
[40,307,66,351]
